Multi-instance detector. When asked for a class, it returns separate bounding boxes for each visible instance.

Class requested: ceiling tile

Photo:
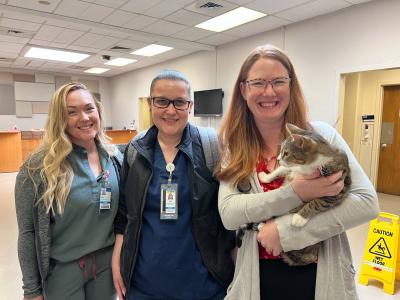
[0,34,30,44]
[113,39,149,50]
[346,0,373,3]
[6,0,62,12]
[29,39,51,47]
[123,14,158,30]
[171,27,213,41]
[102,10,136,26]
[225,0,254,4]
[93,0,129,8]
[90,36,121,49]
[125,32,158,43]
[33,25,64,42]
[143,0,194,18]
[45,19,93,31]
[54,0,91,17]
[12,58,30,66]
[78,3,114,22]
[141,20,188,36]
[89,28,130,39]
[0,50,18,59]
[26,60,44,67]
[0,18,42,32]
[245,0,311,14]
[276,0,351,23]
[165,9,210,26]
[72,32,103,47]
[196,33,237,46]
[3,11,46,24]
[120,0,162,13]
[48,42,69,48]
[67,44,102,54]
[224,15,290,37]
[53,28,85,44]
[0,41,25,53]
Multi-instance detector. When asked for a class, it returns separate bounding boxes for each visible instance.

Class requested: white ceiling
[0,0,373,77]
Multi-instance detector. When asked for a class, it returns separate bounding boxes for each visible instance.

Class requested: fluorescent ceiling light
[195,7,266,32]
[84,67,110,74]
[105,58,137,66]
[131,44,173,57]
[25,46,89,63]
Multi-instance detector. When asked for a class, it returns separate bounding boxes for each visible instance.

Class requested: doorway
[377,86,400,195]
[138,96,153,131]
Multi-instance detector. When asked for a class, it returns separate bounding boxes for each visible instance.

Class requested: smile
[78,124,93,130]
[259,101,278,108]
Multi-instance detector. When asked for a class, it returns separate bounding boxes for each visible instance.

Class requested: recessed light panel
[25,47,89,63]
[195,7,266,32]
[105,58,137,66]
[84,67,110,74]
[131,44,173,57]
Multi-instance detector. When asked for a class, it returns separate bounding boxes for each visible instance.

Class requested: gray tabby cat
[236,123,351,266]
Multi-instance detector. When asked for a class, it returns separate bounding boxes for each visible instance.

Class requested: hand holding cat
[256,219,283,256]
[291,170,345,203]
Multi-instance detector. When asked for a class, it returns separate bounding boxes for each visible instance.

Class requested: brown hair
[216,44,308,186]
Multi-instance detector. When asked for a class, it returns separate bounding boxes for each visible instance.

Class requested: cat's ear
[292,134,305,147]
[285,123,302,135]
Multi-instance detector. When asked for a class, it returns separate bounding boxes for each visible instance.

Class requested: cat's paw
[258,172,274,183]
[291,214,309,227]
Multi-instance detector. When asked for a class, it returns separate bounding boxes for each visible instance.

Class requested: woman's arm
[15,168,43,298]
[218,180,303,230]
[275,122,379,251]
[112,234,126,300]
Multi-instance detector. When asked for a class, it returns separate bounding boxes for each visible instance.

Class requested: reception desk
[0,131,22,172]
[0,129,136,173]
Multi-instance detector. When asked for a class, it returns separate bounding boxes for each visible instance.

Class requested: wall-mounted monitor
[194,88,223,117]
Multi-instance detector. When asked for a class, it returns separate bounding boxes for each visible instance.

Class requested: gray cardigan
[218,121,379,300]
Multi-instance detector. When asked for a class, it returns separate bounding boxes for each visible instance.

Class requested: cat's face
[278,124,320,167]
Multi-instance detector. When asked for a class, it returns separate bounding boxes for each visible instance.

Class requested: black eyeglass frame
[149,96,192,111]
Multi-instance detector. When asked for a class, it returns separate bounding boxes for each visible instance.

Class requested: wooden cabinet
[0,131,22,172]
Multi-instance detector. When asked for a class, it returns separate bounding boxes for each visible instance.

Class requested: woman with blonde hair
[15,82,122,300]
[217,45,379,299]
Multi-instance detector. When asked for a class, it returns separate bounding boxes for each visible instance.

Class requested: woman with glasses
[112,69,235,300]
[216,45,379,300]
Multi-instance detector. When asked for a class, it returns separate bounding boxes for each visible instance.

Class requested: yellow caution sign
[359,212,400,294]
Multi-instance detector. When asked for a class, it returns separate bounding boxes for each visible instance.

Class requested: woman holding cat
[216,44,379,300]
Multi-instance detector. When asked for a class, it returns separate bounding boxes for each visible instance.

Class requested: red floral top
[256,159,284,260]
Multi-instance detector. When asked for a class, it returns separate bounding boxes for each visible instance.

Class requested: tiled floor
[1,172,399,299]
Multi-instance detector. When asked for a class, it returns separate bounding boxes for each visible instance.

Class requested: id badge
[160,183,178,220]
[99,185,112,210]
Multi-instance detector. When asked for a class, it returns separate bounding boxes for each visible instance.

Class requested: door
[138,97,153,131]
[377,85,400,195]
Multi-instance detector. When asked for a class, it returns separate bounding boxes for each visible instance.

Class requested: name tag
[160,183,178,220]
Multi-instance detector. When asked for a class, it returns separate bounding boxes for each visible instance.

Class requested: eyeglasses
[245,77,291,93]
[150,96,192,111]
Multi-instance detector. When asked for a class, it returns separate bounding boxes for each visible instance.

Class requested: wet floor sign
[359,212,400,294]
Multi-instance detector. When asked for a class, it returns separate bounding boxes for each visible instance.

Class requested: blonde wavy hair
[25,82,115,214]
[216,44,309,187]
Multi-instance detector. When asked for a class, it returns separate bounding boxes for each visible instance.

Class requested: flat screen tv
[194,88,223,117]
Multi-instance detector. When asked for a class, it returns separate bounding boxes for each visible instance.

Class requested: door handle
[381,143,388,148]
